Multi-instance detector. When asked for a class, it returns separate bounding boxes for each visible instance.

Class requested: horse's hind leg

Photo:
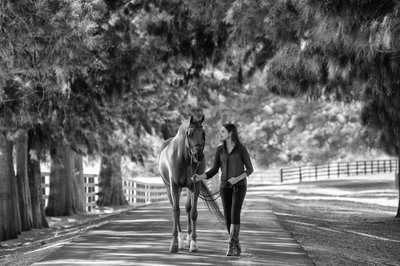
[170,183,183,253]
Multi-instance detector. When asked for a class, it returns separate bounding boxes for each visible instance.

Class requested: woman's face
[220,127,231,141]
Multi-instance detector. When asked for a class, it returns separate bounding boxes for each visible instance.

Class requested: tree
[0,132,20,242]
[46,141,77,216]
[220,1,400,215]
[15,130,33,231]
[292,1,400,216]
[97,154,128,206]
[0,0,109,225]
[74,154,87,212]
[27,129,48,228]
[45,138,88,216]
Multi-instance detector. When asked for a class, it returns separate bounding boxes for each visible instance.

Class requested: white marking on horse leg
[189,240,199,253]
[186,233,191,247]
[178,232,185,249]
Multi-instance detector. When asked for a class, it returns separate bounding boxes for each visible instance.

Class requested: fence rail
[279,158,398,183]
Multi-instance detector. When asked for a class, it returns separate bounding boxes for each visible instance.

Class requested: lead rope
[191,157,224,202]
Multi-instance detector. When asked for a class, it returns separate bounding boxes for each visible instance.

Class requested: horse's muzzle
[192,149,204,162]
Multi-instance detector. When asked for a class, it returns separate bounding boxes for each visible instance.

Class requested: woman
[192,123,253,256]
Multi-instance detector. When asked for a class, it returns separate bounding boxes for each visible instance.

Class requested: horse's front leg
[170,184,183,253]
[189,184,199,252]
[185,189,192,248]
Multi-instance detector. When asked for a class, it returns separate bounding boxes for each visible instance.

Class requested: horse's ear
[189,113,204,124]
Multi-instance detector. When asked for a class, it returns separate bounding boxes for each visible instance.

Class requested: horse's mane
[178,118,190,135]
[158,119,189,154]
[159,138,172,154]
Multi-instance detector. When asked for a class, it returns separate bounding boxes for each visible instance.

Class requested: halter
[185,122,205,157]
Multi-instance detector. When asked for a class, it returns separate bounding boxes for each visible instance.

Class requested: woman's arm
[192,147,221,181]
[242,146,253,177]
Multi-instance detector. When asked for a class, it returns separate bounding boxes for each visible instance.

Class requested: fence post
[337,163,340,178]
[364,161,367,174]
[87,177,92,212]
[315,165,318,181]
[384,160,386,172]
[133,182,137,204]
[356,161,358,175]
[377,160,380,173]
[390,160,392,172]
[146,184,150,203]
[299,167,302,182]
[328,164,330,179]
[371,161,373,174]
[347,162,350,176]
[280,168,283,183]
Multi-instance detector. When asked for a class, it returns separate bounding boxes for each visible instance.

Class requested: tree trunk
[97,154,128,206]
[45,141,77,216]
[27,129,48,228]
[396,155,400,218]
[15,130,33,231]
[0,132,21,241]
[73,153,86,212]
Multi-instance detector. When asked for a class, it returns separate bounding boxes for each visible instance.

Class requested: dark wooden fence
[279,158,398,183]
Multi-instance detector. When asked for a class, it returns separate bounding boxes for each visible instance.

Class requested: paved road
[32,186,314,266]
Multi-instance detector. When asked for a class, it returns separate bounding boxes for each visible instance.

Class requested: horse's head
[186,114,205,163]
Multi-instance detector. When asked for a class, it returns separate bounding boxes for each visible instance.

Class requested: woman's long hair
[223,123,242,147]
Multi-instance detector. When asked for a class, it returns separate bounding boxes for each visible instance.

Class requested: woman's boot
[226,224,235,256]
[231,224,241,256]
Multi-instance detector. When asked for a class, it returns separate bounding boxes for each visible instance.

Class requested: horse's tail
[198,181,225,225]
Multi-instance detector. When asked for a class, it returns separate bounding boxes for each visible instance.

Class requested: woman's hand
[228,173,247,185]
[192,173,206,182]
[228,177,240,185]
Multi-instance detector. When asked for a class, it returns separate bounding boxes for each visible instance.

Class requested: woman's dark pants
[220,184,247,232]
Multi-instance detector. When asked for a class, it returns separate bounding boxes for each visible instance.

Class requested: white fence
[41,173,169,212]
[42,159,396,212]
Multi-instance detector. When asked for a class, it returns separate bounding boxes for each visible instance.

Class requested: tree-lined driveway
[32,186,313,266]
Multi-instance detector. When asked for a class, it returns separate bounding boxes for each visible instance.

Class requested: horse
[158,114,224,253]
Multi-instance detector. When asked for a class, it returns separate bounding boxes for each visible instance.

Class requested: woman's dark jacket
[205,143,253,187]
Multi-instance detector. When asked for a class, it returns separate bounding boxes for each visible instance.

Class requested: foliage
[215,0,400,160]
[2,0,397,171]
[203,85,381,168]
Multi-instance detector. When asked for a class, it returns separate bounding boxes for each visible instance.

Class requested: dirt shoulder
[266,175,400,266]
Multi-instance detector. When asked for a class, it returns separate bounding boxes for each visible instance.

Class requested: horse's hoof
[178,233,185,249]
[170,243,179,253]
[189,240,199,253]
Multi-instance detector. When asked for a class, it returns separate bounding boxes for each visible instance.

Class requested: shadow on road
[33,187,313,266]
